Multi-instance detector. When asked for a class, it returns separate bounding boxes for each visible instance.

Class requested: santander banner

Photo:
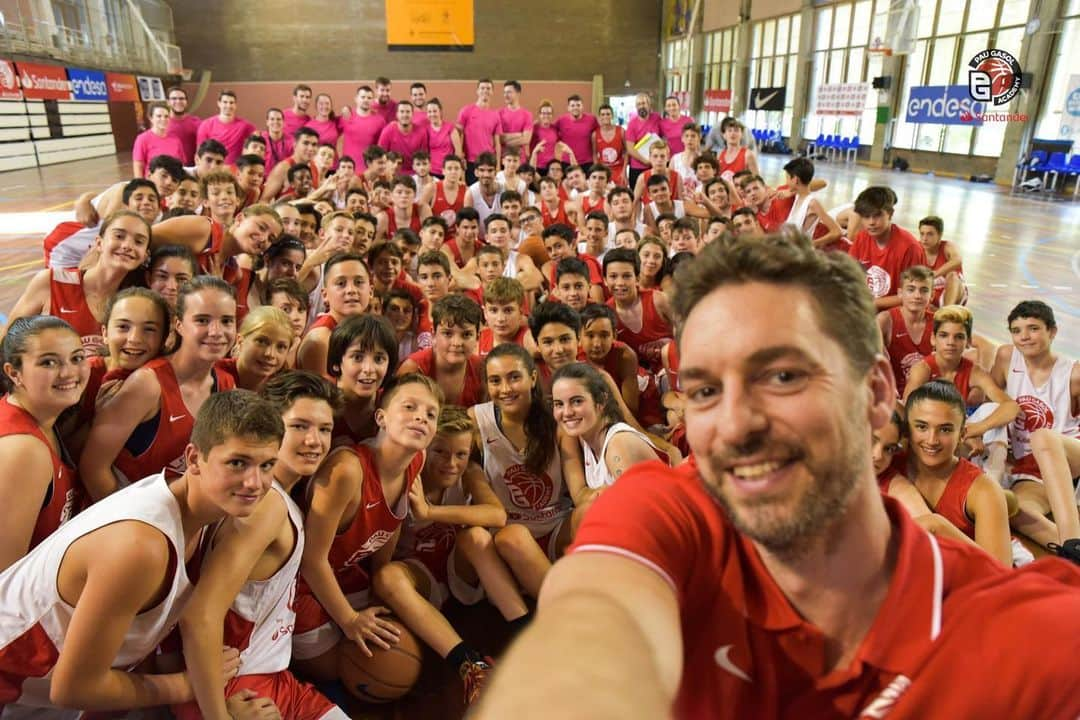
[16,61,71,100]
[105,72,139,102]
[905,85,985,126]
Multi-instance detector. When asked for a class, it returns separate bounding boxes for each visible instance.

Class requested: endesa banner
[16,61,71,100]
[905,85,985,126]
[105,72,139,102]
[67,67,109,102]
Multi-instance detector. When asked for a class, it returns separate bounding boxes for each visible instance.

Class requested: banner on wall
[905,85,985,126]
[703,89,732,113]
[67,68,109,102]
[386,0,474,51]
[815,83,870,116]
[16,62,71,100]
[0,59,22,100]
[105,72,139,102]
[1061,74,1080,140]
[749,86,786,111]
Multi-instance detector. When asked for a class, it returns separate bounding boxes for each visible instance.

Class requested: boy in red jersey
[478,277,537,357]
[478,231,1080,720]
[261,127,320,201]
[918,216,967,307]
[376,175,431,241]
[297,252,370,377]
[876,265,935,397]
[552,257,594,313]
[541,224,605,304]
[420,154,467,238]
[398,295,486,407]
[848,186,927,310]
[603,248,675,372]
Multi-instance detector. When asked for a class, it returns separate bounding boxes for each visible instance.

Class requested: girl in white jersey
[0,390,281,715]
[470,343,584,597]
[177,372,347,720]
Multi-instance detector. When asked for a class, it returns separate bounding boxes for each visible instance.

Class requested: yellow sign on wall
[386,0,475,51]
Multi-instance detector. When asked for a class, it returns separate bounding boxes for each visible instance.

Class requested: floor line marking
[0,258,44,273]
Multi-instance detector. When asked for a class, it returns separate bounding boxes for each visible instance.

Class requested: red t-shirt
[756,195,796,233]
[848,225,928,299]
[196,115,257,164]
[571,461,1080,719]
[340,112,386,171]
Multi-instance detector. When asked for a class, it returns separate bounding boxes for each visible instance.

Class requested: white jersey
[45,223,99,270]
[0,474,192,708]
[210,482,304,676]
[607,221,646,247]
[467,182,502,239]
[583,422,660,490]
[670,152,699,196]
[786,192,820,235]
[502,250,520,278]
[474,401,571,537]
[648,199,685,221]
[1006,347,1079,460]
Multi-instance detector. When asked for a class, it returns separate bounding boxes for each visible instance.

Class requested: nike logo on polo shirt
[366,501,381,510]
[59,307,78,314]
[754,89,780,107]
[859,674,912,719]
[169,414,187,422]
[714,645,751,682]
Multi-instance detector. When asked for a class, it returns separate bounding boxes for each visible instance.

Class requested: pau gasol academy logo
[968,49,1022,105]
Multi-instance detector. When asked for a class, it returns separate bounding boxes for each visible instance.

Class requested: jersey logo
[58,307,78,314]
[1014,395,1053,433]
[365,500,382,510]
[901,352,923,380]
[169,413,187,423]
[345,528,395,566]
[865,266,892,298]
[859,674,912,718]
[414,523,456,555]
[503,464,554,509]
[713,645,751,683]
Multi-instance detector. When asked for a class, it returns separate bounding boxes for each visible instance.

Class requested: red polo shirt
[571,461,1080,719]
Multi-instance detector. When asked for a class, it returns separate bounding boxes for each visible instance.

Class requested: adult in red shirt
[476,232,1080,720]
[373,76,399,124]
[165,85,200,164]
[132,102,184,178]
[377,102,428,174]
[848,186,927,311]
[555,94,598,174]
[453,78,503,184]
[283,83,312,138]
[499,80,533,162]
[592,104,627,186]
[196,90,257,164]
[659,95,694,154]
[625,93,661,189]
[339,85,387,173]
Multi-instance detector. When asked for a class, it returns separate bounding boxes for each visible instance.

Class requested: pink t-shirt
[261,131,292,171]
[660,114,695,154]
[427,122,455,176]
[375,99,399,124]
[132,130,185,174]
[283,108,311,139]
[166,114,201,164]
[455,104,503,162]
[377,123,429,173]
[530,123,565,170]
[499,106,534,161]
[340,112,387,171]
[196,115,257,163]
[554,113,599,166]
[305,117,341,146]
[626,112,662,170]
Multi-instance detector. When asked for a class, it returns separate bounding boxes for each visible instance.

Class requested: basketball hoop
[869,38,894,57]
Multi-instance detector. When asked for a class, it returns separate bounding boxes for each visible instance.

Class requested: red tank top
[540,199,570,228]
[443,237,483,268]
[223,262,253,324]
[48,268,104,355]
[928,240,964,306]
[478,325,529,357]
[547,253,604,288]
[607,289,673,370]
[932,458,980,540]
[665,341,681,391]
[113,357,236,482]
[77,356,133,426]
[386,204,422,235]
[580,194,606,216]
[925,355,975,404]
[405,347,485,406]
[0,396,81,551]
[640,169,682,205]
[886,307,934,396]
[717,146,748,177]
[305,313,338,337]
[592,126,626,182]
[197,218,226,275]
[431,181,465,237]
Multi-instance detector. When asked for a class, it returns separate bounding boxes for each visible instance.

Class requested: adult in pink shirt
[454,78,503,182]
[626,92,662,188]
[408,82,429,129]
[165,85,200,164]
[339,85,387,172]
[530,101,571,172]
[283,84,312,138]
[305,93,341,146]
[499,80,533,162]
[659,95,695,155]
[374,76,399,124]
[261,107,292,170]
[425,98,454,176]
[554,94,599,171]
[196,90,257,164]
[378,102,428,173]
[132,102,184,177]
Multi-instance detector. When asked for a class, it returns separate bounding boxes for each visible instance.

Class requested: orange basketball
[337,618,423,703]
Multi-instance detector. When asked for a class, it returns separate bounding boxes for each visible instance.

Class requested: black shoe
[1048,538,1080,565]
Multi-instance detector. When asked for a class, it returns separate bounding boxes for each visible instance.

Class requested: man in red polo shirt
[374,76,398,123]
[476,232,1080,720]
[555,94,598,174]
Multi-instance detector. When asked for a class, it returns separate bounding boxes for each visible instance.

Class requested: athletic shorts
[173,671,347,720]
[531,516,568,563]
[401,548,485,609]
[1008,454,1043,487]
[291,588,371,661]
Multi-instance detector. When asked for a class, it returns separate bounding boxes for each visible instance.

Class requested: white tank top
[213,482,305,676]
[583,422,659,490]
[502,250,519,279]
[0,473,192,707]
[786,192,819,235]
[648,199,685,220]
[1006,347,1080,459]
[474,401,571,536]
[468,183,502,239]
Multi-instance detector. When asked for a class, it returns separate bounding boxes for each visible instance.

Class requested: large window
[1034,0,1080,140]
[664,37,694,101]
[699,26,739,127]
[806,0,890,142]
[745,13,801,136]
[892,0,1032,156]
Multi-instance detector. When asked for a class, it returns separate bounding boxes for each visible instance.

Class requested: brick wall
[168,0,661,94]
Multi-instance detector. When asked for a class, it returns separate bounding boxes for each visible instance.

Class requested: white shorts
[291,588,370,661]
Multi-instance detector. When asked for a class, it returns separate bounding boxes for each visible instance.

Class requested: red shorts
[173,671,345,720]
[291,587,371,661]
[1010,454,1043,485]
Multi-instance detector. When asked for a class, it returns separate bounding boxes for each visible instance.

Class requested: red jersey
[640,169,682,205]
[405,347,485,407]
[540,199,570,227]
[76,356,132,426]
[305,313,338,337]
[607,289,673,370]
[443,237,483,268]
[848,225,927,300]
[593,126,626,184]
[478,325,529,357]
[431,181,465,238]
[571,461,1080,719]
[196,218,226,275]
[717,146,748,179]
[924,355,974,404]
[547,253,603,288]
[385,204,422,236]
[223,262,253,324]
[876,454,906,492]
[665,341,681,391]
[0,396,80,551]
[580,193,606,217]
[48,268,104,356]
[886,308,934,396]
[756,195,796,233]
[113,358,236,483]
[932,458,981,540]
[927,240,965,306]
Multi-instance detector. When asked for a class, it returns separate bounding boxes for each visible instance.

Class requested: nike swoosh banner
[750,86,786,111]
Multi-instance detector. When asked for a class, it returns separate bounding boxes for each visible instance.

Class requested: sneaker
[1048,538,1080,565]
[460,656,494,707]
[1011,537,1035,567]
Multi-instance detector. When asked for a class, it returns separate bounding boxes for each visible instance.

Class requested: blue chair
[807,133,825,156]
[1064,155,1080,199]
[1016,149,1048,187]
[843,137,858,163]
[821,135,834,160]
[1043,152,1068,189]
